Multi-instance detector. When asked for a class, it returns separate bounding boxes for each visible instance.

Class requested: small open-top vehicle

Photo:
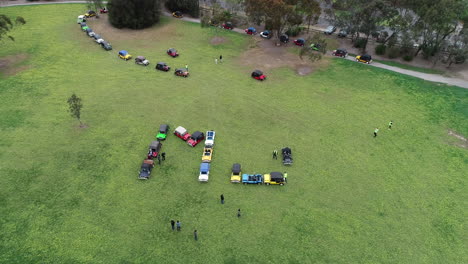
[205,130,215,146]
[202,145,213,163]
[242,174,263,184]
[147,141,162,159]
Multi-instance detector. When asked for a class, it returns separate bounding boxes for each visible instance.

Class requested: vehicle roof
[297,38,305,41]
[253,70,263,75]
[157,62,167,65]
[248,27,256,30]
[168,48,176,52]
[159,124,168,130]
[149,141,161,149]
[119,50,128,54]
[175,126,187,134]
[176,68,187,72]
[232,163,241,173]
[336,49,347,52]
[280,34,289,38]
[136,56,146,60]
[200,163,210,170]
[282,147,291,153]
[191,131,204,140]
[141,163,151,169]
[270,172,283,179]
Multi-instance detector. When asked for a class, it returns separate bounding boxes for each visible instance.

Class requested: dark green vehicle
[156,124,169,140]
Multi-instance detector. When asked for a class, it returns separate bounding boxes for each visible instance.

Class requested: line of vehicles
[77,12,112,51]
[230,164,287,186]
[199,130,216,182]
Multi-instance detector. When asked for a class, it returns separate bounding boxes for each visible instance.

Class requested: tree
[0,14,26,41]
[444,28,468,68]
[165,0,200,18]
[299,33,327,62]
[298,0,321,33]
[67,94,83,125]
[108,0,161,29]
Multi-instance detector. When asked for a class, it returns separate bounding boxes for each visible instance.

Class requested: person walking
[194,230,198,241]
[161,152,166,161]
[219,55,223,63]
[284,172,288,183]
[157,154,161,165]
[215,58,218,64]
[170,220,175,231]
[185,64,189,71]
[273,149,278,159]
[388,121,393,130]
[176,220,181,231]
[237,209,241,218]
[374,128,379,137]
[220,194,224,204]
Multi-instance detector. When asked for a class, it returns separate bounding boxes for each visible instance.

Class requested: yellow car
[118,50,132,61]
[172,11,183,18]
[230,163,241,183]
[263,172,285,185]
[202,146,213,162]
[355,54,372,64]
[85,10,96,18]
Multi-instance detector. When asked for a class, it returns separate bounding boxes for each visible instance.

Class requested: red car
[251,70,266,81]
[174,126,191,141]
[167,48,179,57]
[100,7,108,14]
[332,49,348,58]
[245,27,256,35]
[187,131,205,147]
[223,22,233,30]
[293,38,305,46]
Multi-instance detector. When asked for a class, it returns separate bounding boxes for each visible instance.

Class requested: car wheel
[366,61,370,64]
[280,183,284,186]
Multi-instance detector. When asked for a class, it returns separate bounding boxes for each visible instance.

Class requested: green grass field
[1,5,467,264]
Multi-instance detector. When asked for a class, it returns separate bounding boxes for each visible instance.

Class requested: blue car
[199,163,210,182]
[242,174,262,184]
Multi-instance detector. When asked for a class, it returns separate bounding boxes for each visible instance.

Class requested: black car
[280,34,289,43]
[92,34,102,40]
[100,41,112,51]
[138,160,154,180]
[282,147,293,165]
[332,49,348,57]
[156,62,170,72]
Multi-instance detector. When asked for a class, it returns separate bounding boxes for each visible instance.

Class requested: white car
[260,30,271,39]
[205,130,215,146]
[96,38,104,44]
[198,163,210,182]
[87,31,95,38]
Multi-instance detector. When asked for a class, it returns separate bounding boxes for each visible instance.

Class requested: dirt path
[2,0,468,89]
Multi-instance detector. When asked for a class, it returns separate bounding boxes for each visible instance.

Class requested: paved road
[2,0,468,89]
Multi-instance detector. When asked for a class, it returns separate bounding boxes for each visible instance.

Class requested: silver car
[324,26,336,35]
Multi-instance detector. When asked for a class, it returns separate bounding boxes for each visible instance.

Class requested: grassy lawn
[373,59,445,75]
[0,4,467,264]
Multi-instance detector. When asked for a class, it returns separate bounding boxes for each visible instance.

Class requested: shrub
[165,0,200,18]
[353,38,367,49]
[109,0,161,29]
[285,26,304,37]
[387,47,400,59]
[403,55,413,61]
[375,44,386,55]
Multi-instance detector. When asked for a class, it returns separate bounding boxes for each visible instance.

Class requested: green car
[310,43,321,51]
[156,124,169,141]
[81,26,89,31]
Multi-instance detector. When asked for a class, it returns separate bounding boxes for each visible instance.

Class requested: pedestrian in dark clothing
[374,128,379,137]
[219,55,223,63]
[273,150,278,159]
[388,121,393,130]
[194,230,198,241]
[157,155,161,165]
[170,220,175,230]
[161,152,166,161]
[176,220,181,231]
[220,194,224,204]
[237,209,241,218]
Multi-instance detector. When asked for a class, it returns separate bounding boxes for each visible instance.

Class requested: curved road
[2,0,468,89]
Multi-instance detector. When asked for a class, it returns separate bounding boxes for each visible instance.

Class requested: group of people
[215,55,223,64]
[170,194,241,241]
[374,121,394,137]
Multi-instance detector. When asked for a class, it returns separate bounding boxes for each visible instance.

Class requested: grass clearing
[0,4,467,264]
[374,59,445,74]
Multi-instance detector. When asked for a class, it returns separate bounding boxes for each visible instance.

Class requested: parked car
[155,62,170,72]
[138,159,154,180]
[118,50,132,60]
[356,54,372,64]
[77,15,86,24]
[79,22,87,27]
[245,27,256,35]
[156,124,169,140]
[223,22,233,30]
[242,174,263,184]
[338,29,348,38]
[310,43,321,51]
[260,30,272,39]
[263,171,285,185]
[100,7,108,14]
[85,10,96,18]
[147,141,162,159]
[230,163,241,183]
[101,41,112,50]
[187,131,205,147]
[202,146,213,163]
[172,11,183,18]
[294,38,305,46]
[135,56,150,66]
[81,25,89,31]
[199,163,210,182]
[282,147,293,165]
[205,130,215,146]
[332,49,348,58]
[251,70,266,81]
[167,48,179,57]
[174,68,189,77]
[84,28,93,35]
[92,34,102,40]
[280,34,289,43]
[174,126,191,141]
[87,30,95,38]
[324,25,336,35]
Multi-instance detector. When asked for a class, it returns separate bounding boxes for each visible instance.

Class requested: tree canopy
[108,0,161,29]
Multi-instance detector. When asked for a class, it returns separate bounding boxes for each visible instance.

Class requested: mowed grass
[0,4,467,264]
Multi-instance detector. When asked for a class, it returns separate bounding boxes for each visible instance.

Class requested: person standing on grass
[284,172,288,183]
[161,152,166,161]
[374,128,379,137]
[157,154,161,165]
[185,64,189,71]
[194,230,198,241]
[220,194,224,204]
[388,121,393,130]
[237,209,241,218]
[176,220,181,231]
[170,220,175,231]
[220,55,223,63]
[273,149,278,159]
[215,58,218,64]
